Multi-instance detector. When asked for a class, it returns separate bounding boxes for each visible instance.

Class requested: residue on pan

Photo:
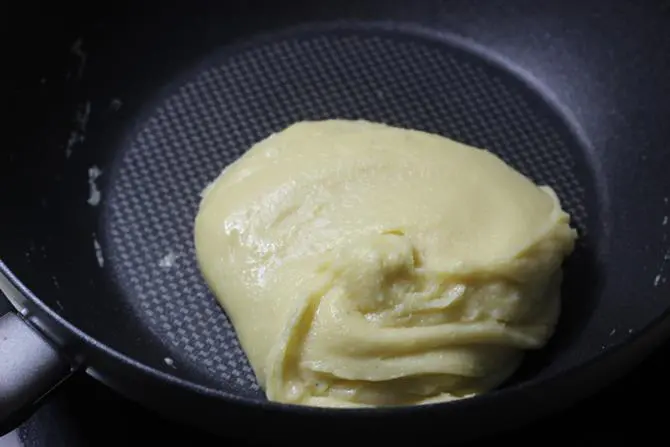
[65,101,91,158]
[93,234,104,267]
[652,197,669,287]
[70,37,87,80]
[653,248,668,288]
[164,357,176,368]
[110,98,123,111]
[159,251,179,268]
[654,274,663,287]
[88,165,102,206]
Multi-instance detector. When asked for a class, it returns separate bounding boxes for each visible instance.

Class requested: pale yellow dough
[194,120,577,407]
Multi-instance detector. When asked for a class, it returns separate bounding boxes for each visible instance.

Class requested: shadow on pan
[2,0,669,444]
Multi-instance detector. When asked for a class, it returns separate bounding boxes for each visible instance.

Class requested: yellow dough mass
[194,120,577,407]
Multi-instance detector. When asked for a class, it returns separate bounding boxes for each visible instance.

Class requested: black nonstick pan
[2,0,669,444]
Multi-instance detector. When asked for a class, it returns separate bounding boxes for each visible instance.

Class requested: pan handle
[0,283,72,436]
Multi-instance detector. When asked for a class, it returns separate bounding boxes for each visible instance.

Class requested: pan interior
[97,24,601,399]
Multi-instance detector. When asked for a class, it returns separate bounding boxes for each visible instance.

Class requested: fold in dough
[194,119,577,407]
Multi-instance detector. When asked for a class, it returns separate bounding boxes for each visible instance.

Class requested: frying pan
[2,0,669,443]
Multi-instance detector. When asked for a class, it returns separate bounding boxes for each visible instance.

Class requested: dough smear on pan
[194,119,577,407]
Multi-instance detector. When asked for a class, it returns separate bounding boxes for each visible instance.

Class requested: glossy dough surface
[194,120,577,407]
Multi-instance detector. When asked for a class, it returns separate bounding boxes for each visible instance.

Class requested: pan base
[102,23,600,400]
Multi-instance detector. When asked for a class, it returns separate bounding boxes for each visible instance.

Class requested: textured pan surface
[102,25,598,399]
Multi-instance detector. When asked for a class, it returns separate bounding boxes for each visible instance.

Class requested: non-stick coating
[103,24,600,398]
[3,0,669,410]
